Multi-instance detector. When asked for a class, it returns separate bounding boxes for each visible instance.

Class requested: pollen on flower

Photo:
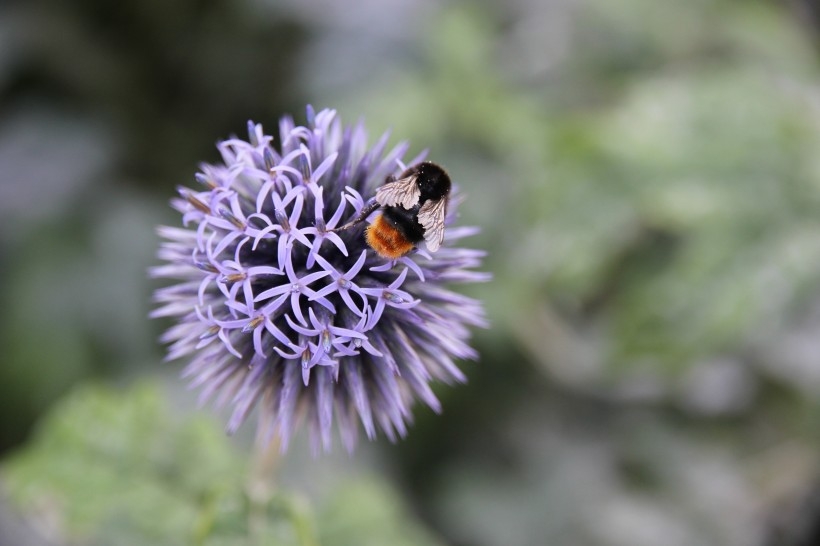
[383,291,404,304]
[220,272,247,284]
[151,106,488,454]
[183,191,211,214]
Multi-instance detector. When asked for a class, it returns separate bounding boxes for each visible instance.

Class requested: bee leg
[330,198,380,232]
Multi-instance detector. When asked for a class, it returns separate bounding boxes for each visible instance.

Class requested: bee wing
[418,197,448,252]
[375,175,420,209]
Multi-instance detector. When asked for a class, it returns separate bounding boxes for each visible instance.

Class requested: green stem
[247,417,282,545]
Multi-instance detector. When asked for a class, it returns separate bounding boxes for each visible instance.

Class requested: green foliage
[1,383,443,546]
[333,0,820,385]
[5,0,820,544]
[318,480,443,546]
[316,3,820,542]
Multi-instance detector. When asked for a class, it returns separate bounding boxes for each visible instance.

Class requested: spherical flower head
[151,107,488,453]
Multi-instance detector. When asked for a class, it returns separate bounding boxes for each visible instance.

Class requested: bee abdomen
[365,214,417,259]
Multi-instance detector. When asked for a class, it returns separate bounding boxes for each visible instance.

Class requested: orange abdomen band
[365,214,415,259]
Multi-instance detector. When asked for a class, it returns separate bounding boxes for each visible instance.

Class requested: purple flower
[151,107,488,453]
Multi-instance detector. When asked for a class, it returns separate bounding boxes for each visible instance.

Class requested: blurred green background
[3,0,820,544]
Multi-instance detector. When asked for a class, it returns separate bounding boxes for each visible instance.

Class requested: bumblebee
[333,161,451,259]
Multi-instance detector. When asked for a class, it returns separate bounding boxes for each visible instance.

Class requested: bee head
[415,162,451,202]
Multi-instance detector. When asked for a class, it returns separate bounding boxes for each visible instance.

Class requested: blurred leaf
[371,2,820,386]
[585,66,820,376]
[1,382,249,545]
[319,479,444,546]
[1,381,444,546]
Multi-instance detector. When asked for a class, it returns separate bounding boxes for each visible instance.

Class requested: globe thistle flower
[151,107,488,453]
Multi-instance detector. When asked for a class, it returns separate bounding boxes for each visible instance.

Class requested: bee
[332,162,452,259]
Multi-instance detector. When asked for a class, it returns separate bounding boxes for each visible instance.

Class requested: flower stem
[247,414,282,545]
